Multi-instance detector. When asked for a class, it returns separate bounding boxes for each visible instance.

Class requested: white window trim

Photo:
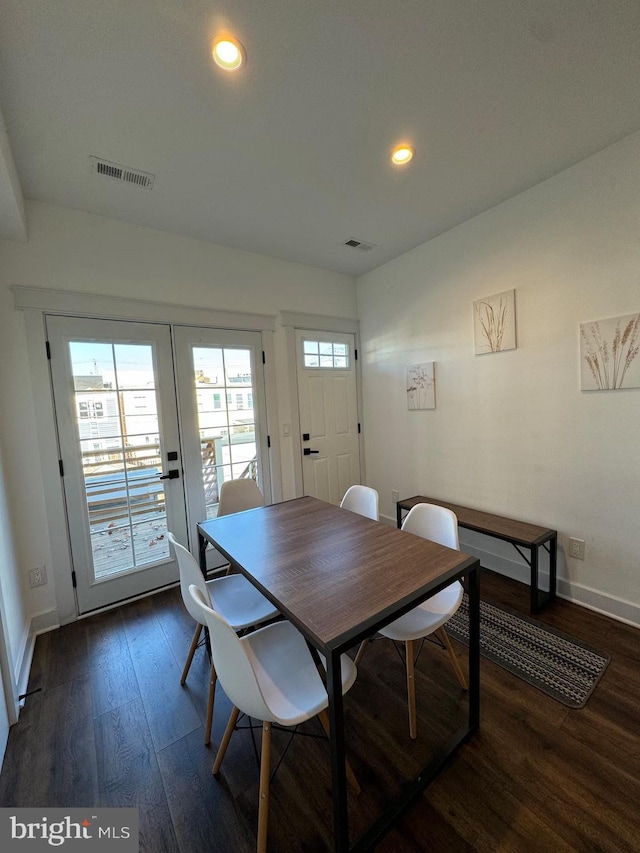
[13,286,276,332]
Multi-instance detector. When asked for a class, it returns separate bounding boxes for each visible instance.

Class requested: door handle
[158,469,180,480]
[303,449,320,455]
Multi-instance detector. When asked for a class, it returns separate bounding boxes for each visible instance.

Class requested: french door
[47,316,269,614]
[173,325,270,558]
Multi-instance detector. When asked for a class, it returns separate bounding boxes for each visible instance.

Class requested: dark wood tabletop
[197,495,477,652]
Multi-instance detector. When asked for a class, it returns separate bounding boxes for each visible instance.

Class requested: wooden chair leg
[317,709,361,795]
[212,706,240,775]
[354,638,370,667]
[405,639,417,739]
[257,721,271,853]
[204,661,217,746]
[181,623,202,685]
[437,626,468,690]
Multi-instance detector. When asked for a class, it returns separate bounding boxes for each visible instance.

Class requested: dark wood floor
[1,569,639,852]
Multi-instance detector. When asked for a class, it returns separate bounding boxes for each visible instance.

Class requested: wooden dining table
[197,495,481,852]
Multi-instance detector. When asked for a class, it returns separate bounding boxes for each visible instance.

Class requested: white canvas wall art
[473,289,517,354]
[407,362,436,410]
[580,312,640,390]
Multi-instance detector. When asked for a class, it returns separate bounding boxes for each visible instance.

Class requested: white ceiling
[1,0,640,277]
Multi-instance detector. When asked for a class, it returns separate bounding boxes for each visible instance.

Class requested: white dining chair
[188,584,360,853]
[354,502,467,739]
[168,532,279,745]
[339,484,379,521]
[214,478,266,574]
[217,477,265,516]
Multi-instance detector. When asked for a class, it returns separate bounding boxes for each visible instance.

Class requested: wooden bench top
[397,495,556,547]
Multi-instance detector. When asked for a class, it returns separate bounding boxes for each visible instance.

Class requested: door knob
[303,449,320,455]
[158,469,180,480]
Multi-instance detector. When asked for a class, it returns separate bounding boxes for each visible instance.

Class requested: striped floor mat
[445,595,610,708]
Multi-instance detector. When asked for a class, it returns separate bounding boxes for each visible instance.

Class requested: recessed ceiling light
[391,145,415,166]
[212,36,245,71]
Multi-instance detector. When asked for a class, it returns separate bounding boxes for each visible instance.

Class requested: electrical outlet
[568,538,585,560]
[391,490,399,503]
[29,565,48,588]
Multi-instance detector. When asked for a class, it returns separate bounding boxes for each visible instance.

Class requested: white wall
[357,131,640,625]
[0,200,357,674]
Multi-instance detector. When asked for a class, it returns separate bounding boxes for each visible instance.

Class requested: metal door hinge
[45,341,51,360]
[71,571,77,588]
[58,459,64,477]
[267,435,271,448]
[262,351,266,364]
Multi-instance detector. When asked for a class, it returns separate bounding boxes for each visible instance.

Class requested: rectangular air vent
[344,237,376,252]
[89,156,155,190]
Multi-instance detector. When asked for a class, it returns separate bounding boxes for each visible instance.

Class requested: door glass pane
[192,347,258,518]
[69,340,169,580]
[302,339,350,369]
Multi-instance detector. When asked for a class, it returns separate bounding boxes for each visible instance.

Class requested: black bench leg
[530,545,539,614]
[549,533,557,605]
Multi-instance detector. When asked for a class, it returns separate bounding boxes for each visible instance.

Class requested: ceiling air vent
[344,237,376,252]
[89,156,155,190]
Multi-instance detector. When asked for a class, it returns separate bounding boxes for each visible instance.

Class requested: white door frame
[279,312,363,499]
[16,286,277,626]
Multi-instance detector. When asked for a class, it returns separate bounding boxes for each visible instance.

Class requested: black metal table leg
[326,649,349,852]
[467,564,480,731]
[197,530,212,656]
[197,531,208,577]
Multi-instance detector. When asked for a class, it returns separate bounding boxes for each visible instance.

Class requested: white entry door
[296,329,360,505]
[47,316,189,613]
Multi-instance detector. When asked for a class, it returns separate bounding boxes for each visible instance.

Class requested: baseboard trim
[16,635,35,708]
[17,609,60,708]
[380,512,640,629]
[31,608,61,636]
[461,543,640,629]
[557,582,640,629]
